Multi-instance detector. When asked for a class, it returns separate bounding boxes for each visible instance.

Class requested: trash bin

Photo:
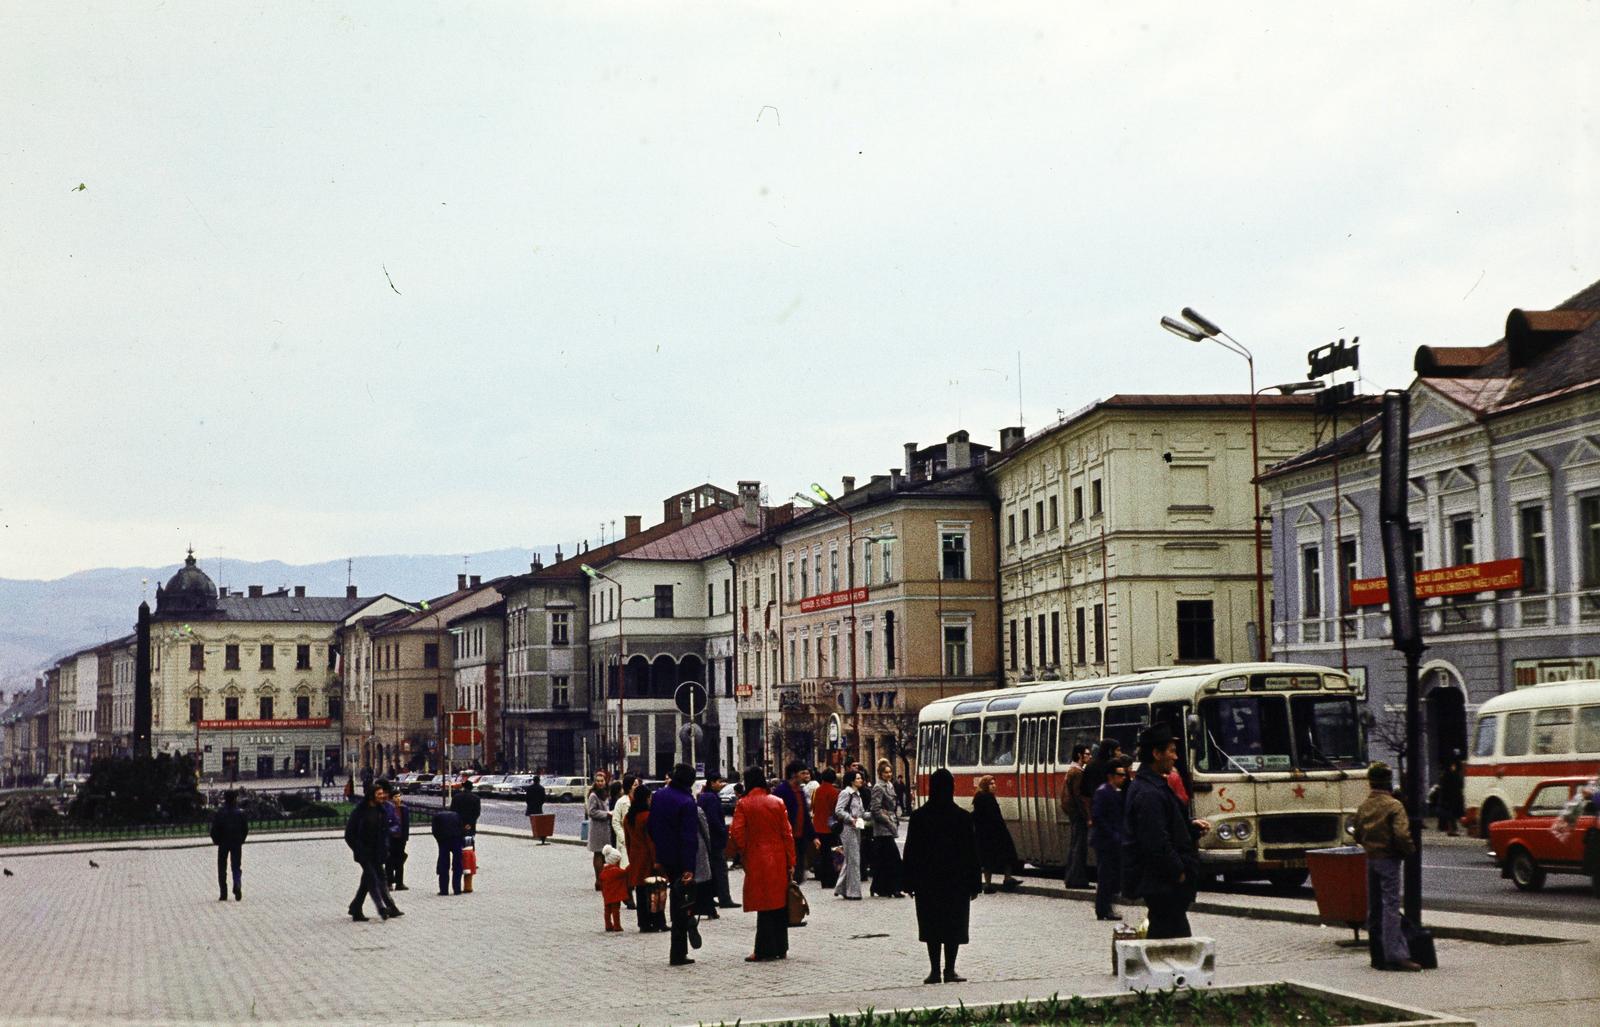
[1306,845,1367,937]
[528,813,555,843]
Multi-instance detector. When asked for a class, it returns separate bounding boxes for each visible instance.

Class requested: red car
[1487,776,1600,895]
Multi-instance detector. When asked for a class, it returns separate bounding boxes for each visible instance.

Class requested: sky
[3,2,1597,582]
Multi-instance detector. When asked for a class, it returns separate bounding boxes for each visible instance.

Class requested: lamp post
[1161,307,1269,663]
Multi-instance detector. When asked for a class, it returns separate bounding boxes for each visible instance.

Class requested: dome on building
[155,549,220,616]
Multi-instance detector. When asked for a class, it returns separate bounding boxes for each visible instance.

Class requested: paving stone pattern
[0,832,1566,1025]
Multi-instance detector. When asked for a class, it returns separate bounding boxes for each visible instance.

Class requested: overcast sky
[3,2,1596,581]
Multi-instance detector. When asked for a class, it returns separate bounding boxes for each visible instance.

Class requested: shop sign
[734,683,754,699]
[799,586,869,613]
[1348,558,1524,607]
[1513,657,1600,688]
[197,718,331,731]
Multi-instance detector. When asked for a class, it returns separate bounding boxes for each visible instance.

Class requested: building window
[864,544,874,585]
[881,541,895,583]
[1176,600,1215,661]
[787,637,796,677]
[1093,603,1105,663]
[940,531,969,580]
[799,555,809,598]
[1302,546,1323,617]
[1021,509,1030,540]
[296,695,310,720]
[423,692,438,719]
[707,584,715,615]
[327,645,338,670]
[295,644,310,670]
[829,633,839,676]
[551,675,570,708]
[1338,538,1358,634]
[724,578,731,613]
[1581,497,1600,603]
[1073,486,1084,522]
[943,624,969,677]
[1022,617,1033,671]
[224,696,239,721]
[259,644,274,671]
[884,611,897,671]
[259,696,273,720]
[189,696,202,723]
[825,549,836,592]
[1074,608,1087,665]
[551,612,570,645]
[1519,505,1548,594]
[786,559,795,601]
[1007,514,1016,547]
[1037,613,1047,666]
[1051,611,1061,666]
[190,644,205,671]
[224,644,240,671]
[1091,480,1103,517]
[1410,526,1426,575]
[654,585,674,618]
[1008,619,1018,671]
[423,643,439,669]
[801,636,810,677]
[863,627,874,677]
[1049,495,1059,529]
[1450,515,1475,566]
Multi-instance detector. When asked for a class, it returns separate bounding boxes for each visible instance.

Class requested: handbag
[786,880,809,926]
[648,878,669,915]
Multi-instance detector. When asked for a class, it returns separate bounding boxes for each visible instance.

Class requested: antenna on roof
[1017,350,1024,427]
[347,558,353,588]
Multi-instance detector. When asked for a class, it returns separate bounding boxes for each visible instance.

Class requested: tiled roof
[618,508,765,562]
[213,595,373,623]
[371,580,508,633]
[446,599,506,626]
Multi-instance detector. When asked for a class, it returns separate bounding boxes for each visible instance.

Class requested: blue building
[1262,279,1600,782]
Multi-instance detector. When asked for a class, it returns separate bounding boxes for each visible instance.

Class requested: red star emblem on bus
[1292,784,1307,799]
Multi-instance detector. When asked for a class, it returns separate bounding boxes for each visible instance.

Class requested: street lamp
[1161,307,1268,662]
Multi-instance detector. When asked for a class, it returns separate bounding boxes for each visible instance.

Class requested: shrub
[68,754,204,825]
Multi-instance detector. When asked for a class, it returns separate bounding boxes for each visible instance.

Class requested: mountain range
[0,547,559,695]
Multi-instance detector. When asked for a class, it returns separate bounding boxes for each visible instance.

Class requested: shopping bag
[786,880,809,926]
[648,878,669,914]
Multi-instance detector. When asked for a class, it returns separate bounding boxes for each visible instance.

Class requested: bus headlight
[1233,821,1251,841]
[1217,823,1234,841]
[1344,817,1357,837]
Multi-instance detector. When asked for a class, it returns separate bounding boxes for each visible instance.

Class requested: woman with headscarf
[970,775,1021,893]
[584,771,612,891]
[833,768,868,900]
[625,785,664,932]
[730,766,796,961]
[902,768,981,984]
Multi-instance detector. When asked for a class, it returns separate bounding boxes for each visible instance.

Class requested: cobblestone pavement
[0,831,1593,1025]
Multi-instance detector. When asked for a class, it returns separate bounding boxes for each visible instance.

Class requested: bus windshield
[1197,696,1293,773]
[1291,695,1366,769]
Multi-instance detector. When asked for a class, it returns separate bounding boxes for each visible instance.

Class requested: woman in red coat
[730,766,796,961]
[624,786,664,933]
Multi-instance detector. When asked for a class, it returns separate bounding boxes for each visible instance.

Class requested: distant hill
[0,547,559,691]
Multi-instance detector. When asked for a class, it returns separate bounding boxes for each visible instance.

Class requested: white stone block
[1114,936,1216,991]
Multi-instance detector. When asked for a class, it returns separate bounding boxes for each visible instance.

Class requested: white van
[1465,679,1600,836]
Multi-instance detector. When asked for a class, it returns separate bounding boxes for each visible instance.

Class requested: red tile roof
[617,508,763,562]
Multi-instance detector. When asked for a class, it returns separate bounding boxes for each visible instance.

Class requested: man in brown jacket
[1058,745,1092,888]
[1353,762,1420,972]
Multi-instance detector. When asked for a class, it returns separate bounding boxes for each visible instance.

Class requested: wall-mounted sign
[1513,658,1600,688]
[799,586,869,614]
[1348,558,1524,607]
[734,683,754,699]
[197,718,331,730]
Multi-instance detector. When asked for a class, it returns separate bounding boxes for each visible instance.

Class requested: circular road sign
[674,680,709,719]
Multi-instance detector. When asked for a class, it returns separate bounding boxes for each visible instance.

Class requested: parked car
[391,772,416,792]
[1488,776,1600,894]
[718,782,741,814]
[402,773,436,794]
[541,775,588,802]
[473,774,509,795]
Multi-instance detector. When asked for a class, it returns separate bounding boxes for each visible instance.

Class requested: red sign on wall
[799,586,869,613]
[1347,558,1525,607]
[734,683,754,699]
[197,718,331,730]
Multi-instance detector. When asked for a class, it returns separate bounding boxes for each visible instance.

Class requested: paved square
[0,830,1592,1025]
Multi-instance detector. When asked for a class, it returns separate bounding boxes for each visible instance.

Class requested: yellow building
[989,396,1320,681]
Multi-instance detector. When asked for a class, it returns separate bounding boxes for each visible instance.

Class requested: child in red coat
[598,845,628,932]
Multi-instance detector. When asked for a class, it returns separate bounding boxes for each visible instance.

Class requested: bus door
[1037,712,1061,860]
[1151,700,1192,804]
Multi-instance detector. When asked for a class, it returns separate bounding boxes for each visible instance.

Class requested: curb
[1012,883,1567,947]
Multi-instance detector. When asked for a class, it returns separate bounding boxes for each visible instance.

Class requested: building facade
[447,600,504,770]
[1265,289,1600,784]
[989,396,1321,685]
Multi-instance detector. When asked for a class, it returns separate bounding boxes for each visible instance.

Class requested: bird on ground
[3,868,12,877]
[88,860,100,868]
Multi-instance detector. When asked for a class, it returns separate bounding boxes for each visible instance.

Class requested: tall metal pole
[1245,355,1267,662]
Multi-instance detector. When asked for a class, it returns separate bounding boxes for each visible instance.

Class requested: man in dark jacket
[649,763,703,966]
[1089,757,1130,921]
[697,770,736,910]
[1121,725,1208,939]
[385,789,412,890]
[771,761,814,885]
[431,807,466,896]
[345,781,402,921]
[209,790,249,902]
[450,779,482,832]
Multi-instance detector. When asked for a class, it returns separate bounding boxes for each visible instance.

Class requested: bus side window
[948,718,981,767]
[1047,714,1057,765]
[1578,708,1600,754]
[1472,714,1499,758]
[1503,711,1531,758]
[1534,708,1575,755]
[1019,718,1036,766]
[1104,703,1149,756]
[1059,709,1100,763]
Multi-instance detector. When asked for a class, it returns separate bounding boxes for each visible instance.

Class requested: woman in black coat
[901,768,982,985]
[970,775,1021,893]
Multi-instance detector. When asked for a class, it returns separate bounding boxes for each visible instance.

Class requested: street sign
[674,680,708,719]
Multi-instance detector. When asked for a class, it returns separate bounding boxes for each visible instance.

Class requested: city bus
[915,662,1369,888]
[1465,679,1600,837]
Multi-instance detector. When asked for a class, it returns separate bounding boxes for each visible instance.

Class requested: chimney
[737,480,761,528]
[346,585,359,599]
[869,474,889,491]
[946,430,972,471]
[218,585,227,599]
[531,555,543,572]
[681,496,694,527]
[904,442,919,481]
[294,585,306,598]
[625,514,642,538]
[1000,426,1025,452]
[457,574,467,591]
[555,545,564,563]
[248,585,263,598]
[469,575,481,588]
[841,476,856,494]
[890,468,904,491]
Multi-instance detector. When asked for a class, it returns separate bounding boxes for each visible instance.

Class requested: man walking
[771,762,814,886]
[431,806,466,896]
[386,788,411,891]
[345,781,402,921]
[525,770,549,844]
[1121,725,1206,939]
[648,763,703,966]
[698,770,737,909]
[1354,761,1421,971]
[209,790,248,902]
[1059,744,1092,888]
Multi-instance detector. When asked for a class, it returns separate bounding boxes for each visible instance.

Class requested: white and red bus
[1465,679,1600,837]
[915,662,1370,888]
